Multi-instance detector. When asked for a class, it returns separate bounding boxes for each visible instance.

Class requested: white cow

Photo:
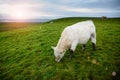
[52,20,96,62]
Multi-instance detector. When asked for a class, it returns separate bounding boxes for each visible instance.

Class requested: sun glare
[13,10,25,19]
[10,5,29,19]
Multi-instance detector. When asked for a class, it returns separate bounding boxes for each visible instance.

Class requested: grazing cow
[52,20,96,62]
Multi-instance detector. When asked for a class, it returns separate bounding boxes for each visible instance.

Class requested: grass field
[0,17,120,80]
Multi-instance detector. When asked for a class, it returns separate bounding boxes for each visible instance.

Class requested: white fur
[52,20,96,62]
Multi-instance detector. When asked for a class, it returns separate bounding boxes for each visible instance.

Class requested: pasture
[0,17,120,80]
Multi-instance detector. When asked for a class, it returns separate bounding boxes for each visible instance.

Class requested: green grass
[0,17,120,80]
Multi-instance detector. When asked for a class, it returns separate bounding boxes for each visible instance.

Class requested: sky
[0,0,120,19]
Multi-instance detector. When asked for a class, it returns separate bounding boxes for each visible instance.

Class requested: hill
[0,19,50,22]
[0,17,120,80]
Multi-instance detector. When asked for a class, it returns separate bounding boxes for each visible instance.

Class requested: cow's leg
[69,49,74,59]
[91,33,96,51]
[82,44,86,51]
[69,41,77,59]
[92,43,96,51]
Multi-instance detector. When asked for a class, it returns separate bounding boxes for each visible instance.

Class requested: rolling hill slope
[0,17,120,80]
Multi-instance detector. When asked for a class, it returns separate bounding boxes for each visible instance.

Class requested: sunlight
[9,4,29,19]
[12,10,26,19]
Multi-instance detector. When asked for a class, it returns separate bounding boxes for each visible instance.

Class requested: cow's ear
[51,46,55,50]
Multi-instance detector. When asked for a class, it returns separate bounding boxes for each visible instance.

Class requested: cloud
[0,2,52,19]
[60,6,120,13]
[0,0,120,19]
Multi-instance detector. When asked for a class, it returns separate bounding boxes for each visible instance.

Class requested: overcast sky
[0,0,120,19]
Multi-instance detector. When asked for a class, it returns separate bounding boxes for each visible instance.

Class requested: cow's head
[51,46,65,62]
